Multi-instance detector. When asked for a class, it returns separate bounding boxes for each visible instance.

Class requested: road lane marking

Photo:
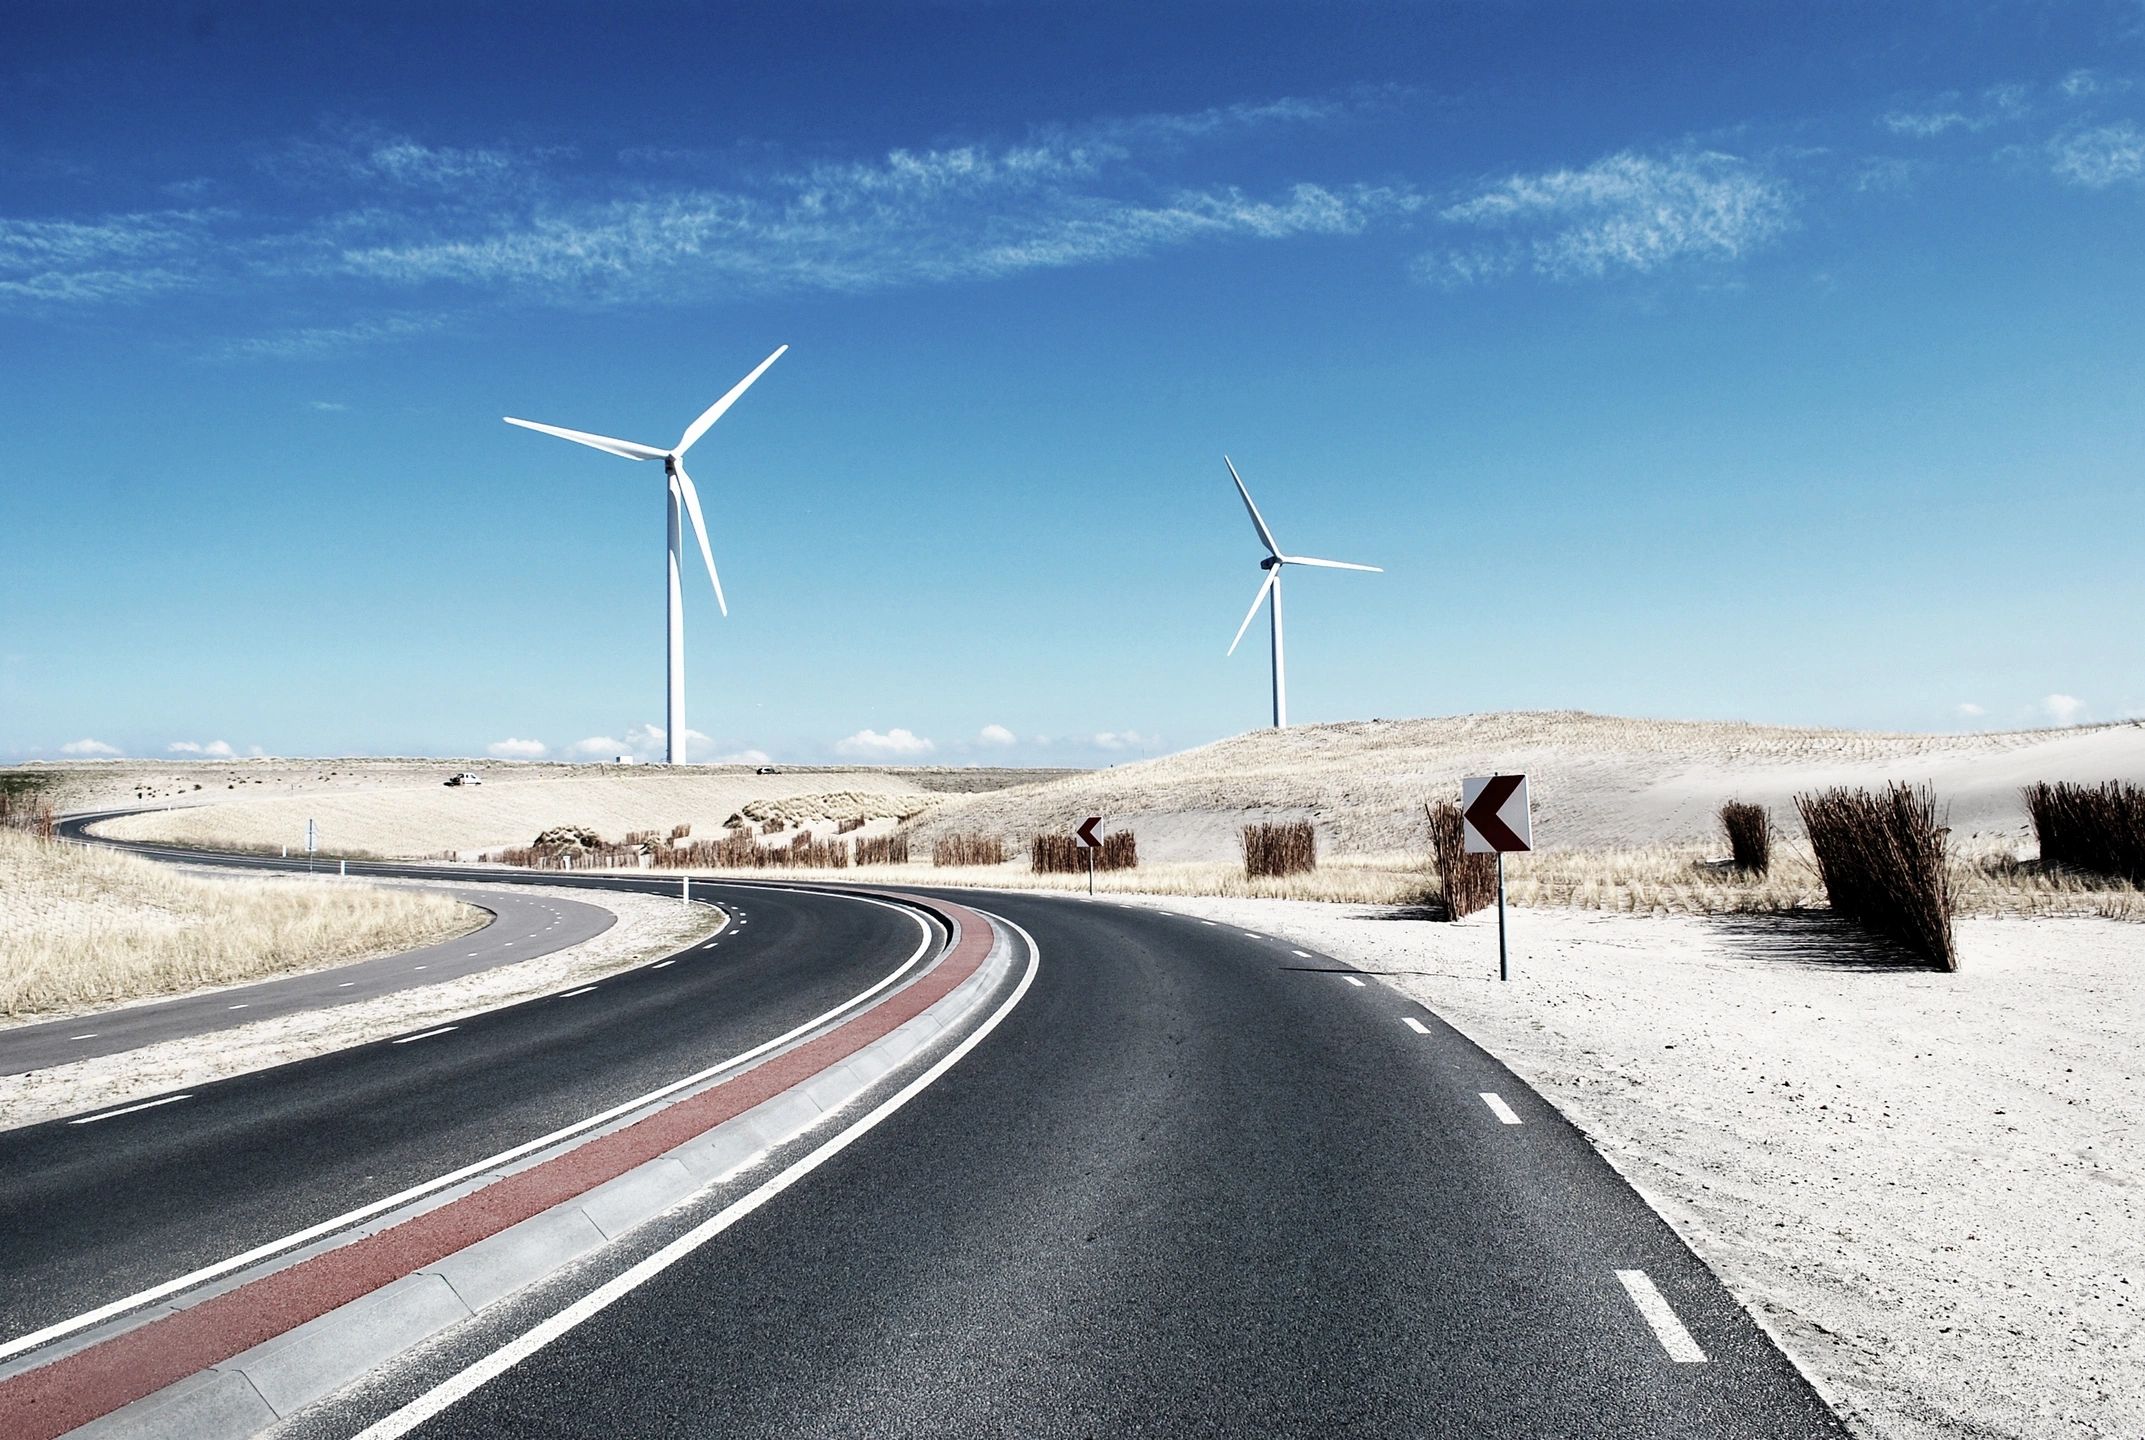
[350,911,1043,1440]
[68,1094,193,1125]
[392,1027,459,1045]
[0,885,934,1366]
[1292,949,1311,957]
[338,982,356,987]
[652,960,675,970]
[70,1033,98,1040]
[1617,1270,1707,1362]
[1200,920,1216,926]
[1480,1092,1522,1124]
[227,1004,249,1011]
[1343,976,1366,987]
[1243,932,1264,940]
[412,965,427,971]
[1401,1017,1430,1034]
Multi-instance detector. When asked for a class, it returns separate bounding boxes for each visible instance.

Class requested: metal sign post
[1076,815,1103,896]
[1461,775,1532,982]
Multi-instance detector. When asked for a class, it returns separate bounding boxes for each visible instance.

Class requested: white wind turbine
[505,345,787,766]
[1222,456,1382,730]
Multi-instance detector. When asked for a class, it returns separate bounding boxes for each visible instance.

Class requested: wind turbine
[505,345,787,765]
[1222,456,1382,730]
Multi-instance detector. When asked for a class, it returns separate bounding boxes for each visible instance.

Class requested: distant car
[755,766,780,775]
[444,772,482,786]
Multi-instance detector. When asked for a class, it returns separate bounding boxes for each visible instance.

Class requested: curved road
[12,827,1845,1437]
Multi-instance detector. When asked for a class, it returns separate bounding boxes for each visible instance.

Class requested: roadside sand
[0,882,718,1131]
[1096,896,2141,1440]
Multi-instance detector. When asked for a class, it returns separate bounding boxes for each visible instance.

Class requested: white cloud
[2050,122,2145,188]
[835,727,936,758]
[568,723,725,761]
[308,400,349,412]
[0,210,222,307]
[976,724,1017,748]
[60,738,120,756]
[1432,149,1791,284]
[1955,702,1985,718]
[167,739,237,757]
[488,737,548,758]
[1092,730,1160,752]
[570,735,625,758]
[1880,83,2033,139]
[211,313,442,362]
[714,748,773,766]
[2042,694,2087,725]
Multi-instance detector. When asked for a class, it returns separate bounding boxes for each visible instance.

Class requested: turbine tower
[1222,456,1382,730]
[505,346,787,765]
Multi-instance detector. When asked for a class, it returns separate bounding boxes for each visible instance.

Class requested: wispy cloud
[487,737,547,758]
[835,727,936,758]
[60,738,121,756]
[2043,693,2087,725]
[210,313,442,361]
[2049,121,2145,187]
[0,210,224,305]
[1880,83,2033,138]
[1424,149,1792,286]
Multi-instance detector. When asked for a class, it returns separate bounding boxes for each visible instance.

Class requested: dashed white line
[652,960,675,970]
[1401,1017,1430,1035]
[1200,920,1217,926]
[70,1033,98,1040]
[559,986,597,998]
[69,1094,193,1125]
[338,981,356,987]
[227,1004,249,1011]
[392,1026,459,1045]
[1243,932,1264,940]
[1616,1270,1707,1362]
[1343,976,1366,988]
[1480,1092,1522,1125]
[412,965,427,971]
[1292,949,1312,958]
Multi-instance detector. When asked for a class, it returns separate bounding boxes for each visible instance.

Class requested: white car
[444,772,483,787]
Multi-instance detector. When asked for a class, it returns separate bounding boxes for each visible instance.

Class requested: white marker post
[1460,774,1532,982]
[305,818,318,873]
[682,874,690,904]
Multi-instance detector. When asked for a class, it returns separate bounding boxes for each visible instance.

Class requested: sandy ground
[0,882,718,1131]
[1083,894,2140,1439]
[909,712,2145,860]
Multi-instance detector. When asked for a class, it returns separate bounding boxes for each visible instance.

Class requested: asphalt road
[21,823,1844,1435]
[326,888,1846,1439]
[0,856,936,1350]
[0,884,615,1076]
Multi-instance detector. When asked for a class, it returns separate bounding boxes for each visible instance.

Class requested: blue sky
[4,1,2142,766]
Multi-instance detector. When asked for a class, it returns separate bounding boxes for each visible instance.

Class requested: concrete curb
[7,896,1014,1440]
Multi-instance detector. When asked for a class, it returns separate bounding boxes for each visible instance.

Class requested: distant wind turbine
[1222,456,1382,730]
[505,345,787,765]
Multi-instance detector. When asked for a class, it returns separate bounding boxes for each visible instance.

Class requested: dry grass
[1798,784,1956,968]
[0,831,483,1018]
[1243,821,1315,879]
[1427,800,1496,918]
[1032,831,1138,873]
[933,833,1007,867]
[735,791,929,827]
[1721,801,1771,873]
[2024,779,2145,886]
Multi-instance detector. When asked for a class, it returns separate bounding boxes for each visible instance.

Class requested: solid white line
[1480,1092,1522,1125]
[392,1026,459,1046]
[1401,1017,1430,1034]
[68,1094,193,1125]
[0,890,935,1365]
[1617,1270,1707,1362]
[351,913,1042,1440]
[1343,976,1366,988]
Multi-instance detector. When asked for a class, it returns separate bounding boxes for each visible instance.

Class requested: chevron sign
[1461,775,1531,854]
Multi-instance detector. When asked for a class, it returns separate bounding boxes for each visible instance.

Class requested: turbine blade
[1223,456,1282,556]
[1276,554,1384,573]
[1227,570,1278,657]
[673,463,728,617]
[676,344,788,457]
[503,416,664,462]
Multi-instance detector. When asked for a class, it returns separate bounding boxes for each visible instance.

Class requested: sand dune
[905,711,2145,860]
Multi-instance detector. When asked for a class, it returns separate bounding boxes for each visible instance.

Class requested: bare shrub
[934,833,1006,867]
[1427,800,1497,919]
[1796,784,1955,968]
[837,817,865,835]
[1098,830,1137,870]
[1721,801,1771,873]
[760,819,785,836]
[1243,821,1316,879]
[2024,781,2145,886]
[1032,831,1138,873]
[0,789,55,841]
[854,833,910,865]
[670,823,692,841]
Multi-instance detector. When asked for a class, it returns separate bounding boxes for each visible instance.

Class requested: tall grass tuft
[2023,781,2145,886]
[836,817,866,835]
[1721,801,1771,873]
[1242,821,1316,879]
[0,789,56,841]
[854,833,910,865]
[1796,783,1956,969]
[934,833,1007,867]
[1426,800,1497,919]
[1031,832,1139,872]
